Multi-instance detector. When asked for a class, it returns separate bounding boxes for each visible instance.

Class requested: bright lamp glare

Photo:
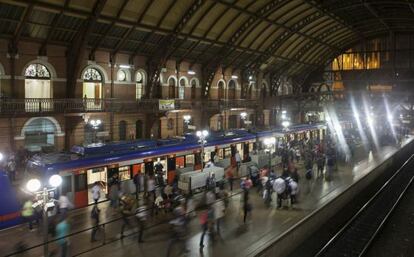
[282,121,290,128]
[367,116,374,125]
[264,137,276,146]
[196,131,202,137]
[387,114,393,121]
[27,179,41,192]
[188,70,196,75]
[202,130,209,137]
[49,174,62,187]
[0,153,3,161]
[231,75,238,79]
[183,115,191,121]
[240,112,247,118]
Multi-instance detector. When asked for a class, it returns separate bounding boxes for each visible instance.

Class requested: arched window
[135,120,143,139]
[228,80,236,99]
[119,120,127,141]
[218,81,225,99]
[228,115,238,129]
[82,67,103,110]
[262,83,267,99]
[168,77,176,99]
[117,70,126,81]
[178,78,186,99]
[25,63,52,111]
[136,71,145,100]
[191,79,197,99]
[24,117,58,152]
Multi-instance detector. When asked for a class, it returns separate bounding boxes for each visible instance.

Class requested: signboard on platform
[244,120,252,125]
[187,125,196,130]
[159,99,175,110]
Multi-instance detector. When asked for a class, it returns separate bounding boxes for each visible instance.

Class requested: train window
[224,148,232,159]
[176,156,185,168]
[119,166,131,181]
[218,149,224,159]
[185,154,194,166]
[75,173,87,192]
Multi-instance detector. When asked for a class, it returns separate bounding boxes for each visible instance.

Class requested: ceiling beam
[90,0,129,59]
[361,0,392,32]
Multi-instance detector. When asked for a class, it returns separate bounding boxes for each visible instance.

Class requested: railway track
[315,155,414,257]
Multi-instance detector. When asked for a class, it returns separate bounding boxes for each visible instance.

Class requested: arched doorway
[228,80,236,99]
[23,117,58,152]
[191,79,197,99]
[24,63,52,111]
[82,67,103,110]
[136,70,145,99]
[119,120,127,141]
[136,120,143,139]
[218,81,225,99]
[168,77,176,99]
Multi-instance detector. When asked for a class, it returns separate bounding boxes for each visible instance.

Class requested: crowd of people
[16,128,408,257]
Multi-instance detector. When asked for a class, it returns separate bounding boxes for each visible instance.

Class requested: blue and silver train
[1,123,326,229]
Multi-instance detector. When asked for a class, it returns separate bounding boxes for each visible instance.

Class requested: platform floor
[0,139,411,257]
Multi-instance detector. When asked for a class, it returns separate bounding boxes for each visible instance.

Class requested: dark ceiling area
[1,0,414,77]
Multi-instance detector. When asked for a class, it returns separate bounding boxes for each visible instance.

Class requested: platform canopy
[1,0,413,77]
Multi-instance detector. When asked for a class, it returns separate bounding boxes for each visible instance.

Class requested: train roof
[28,125,323,174]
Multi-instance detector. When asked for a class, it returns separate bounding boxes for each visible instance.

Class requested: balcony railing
[0,98,260,115]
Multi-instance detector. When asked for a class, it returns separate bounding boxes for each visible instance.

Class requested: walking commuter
[273,177,286,208]
[243,197,252,224]
[119,195,136,238]
[226,166,234,191]
[109,173,120,208]
[91,182,101,206]
[316,154,326,178]
[146,176,156,215]
[58,193,73,218]
[213,196,225,236]
[56,217,70,257]
[135,203,148,243]
[21,199,35,230]
[133,172,142,199]
[90,204,100,242]
[199,207,213,249]
[235,151,242,171]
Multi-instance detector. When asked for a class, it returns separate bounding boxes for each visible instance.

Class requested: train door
[230,144,236,167]
[144,160,154,176]
[74,171,88,208]
[167,156,176,184]
[59,173,74,204]
[86,167,107,204]
[194,151,202,170]
[236,143,243,160]
[243,142,250,160]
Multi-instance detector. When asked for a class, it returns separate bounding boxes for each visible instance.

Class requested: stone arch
[81,64,109,83]
[319,83,331,92]
[22,59,57,79]
[18,116,64,139]
[190,77,200,88]
[179,76,189,87]
[135,69,147,84]
[227,79,237,99]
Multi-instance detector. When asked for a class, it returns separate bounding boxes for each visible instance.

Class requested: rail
[0,98,259,115]
[315,154,414,257]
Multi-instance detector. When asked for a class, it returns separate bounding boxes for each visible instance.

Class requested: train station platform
[1,137,413,257]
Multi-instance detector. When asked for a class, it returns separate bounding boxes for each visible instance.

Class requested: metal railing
[0,98,260,115]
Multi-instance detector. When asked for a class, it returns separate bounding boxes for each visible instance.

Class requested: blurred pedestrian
[56,217,70,257]
[90,204,100,242]
[213,196,225,236]
[135,203,147,243]
[226,166,234,191]
[21,199,35,230]
[58,192,74,218]
[91,182,101,206]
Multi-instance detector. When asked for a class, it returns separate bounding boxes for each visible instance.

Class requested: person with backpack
[90,204,100,242]
[273,177,286,208]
